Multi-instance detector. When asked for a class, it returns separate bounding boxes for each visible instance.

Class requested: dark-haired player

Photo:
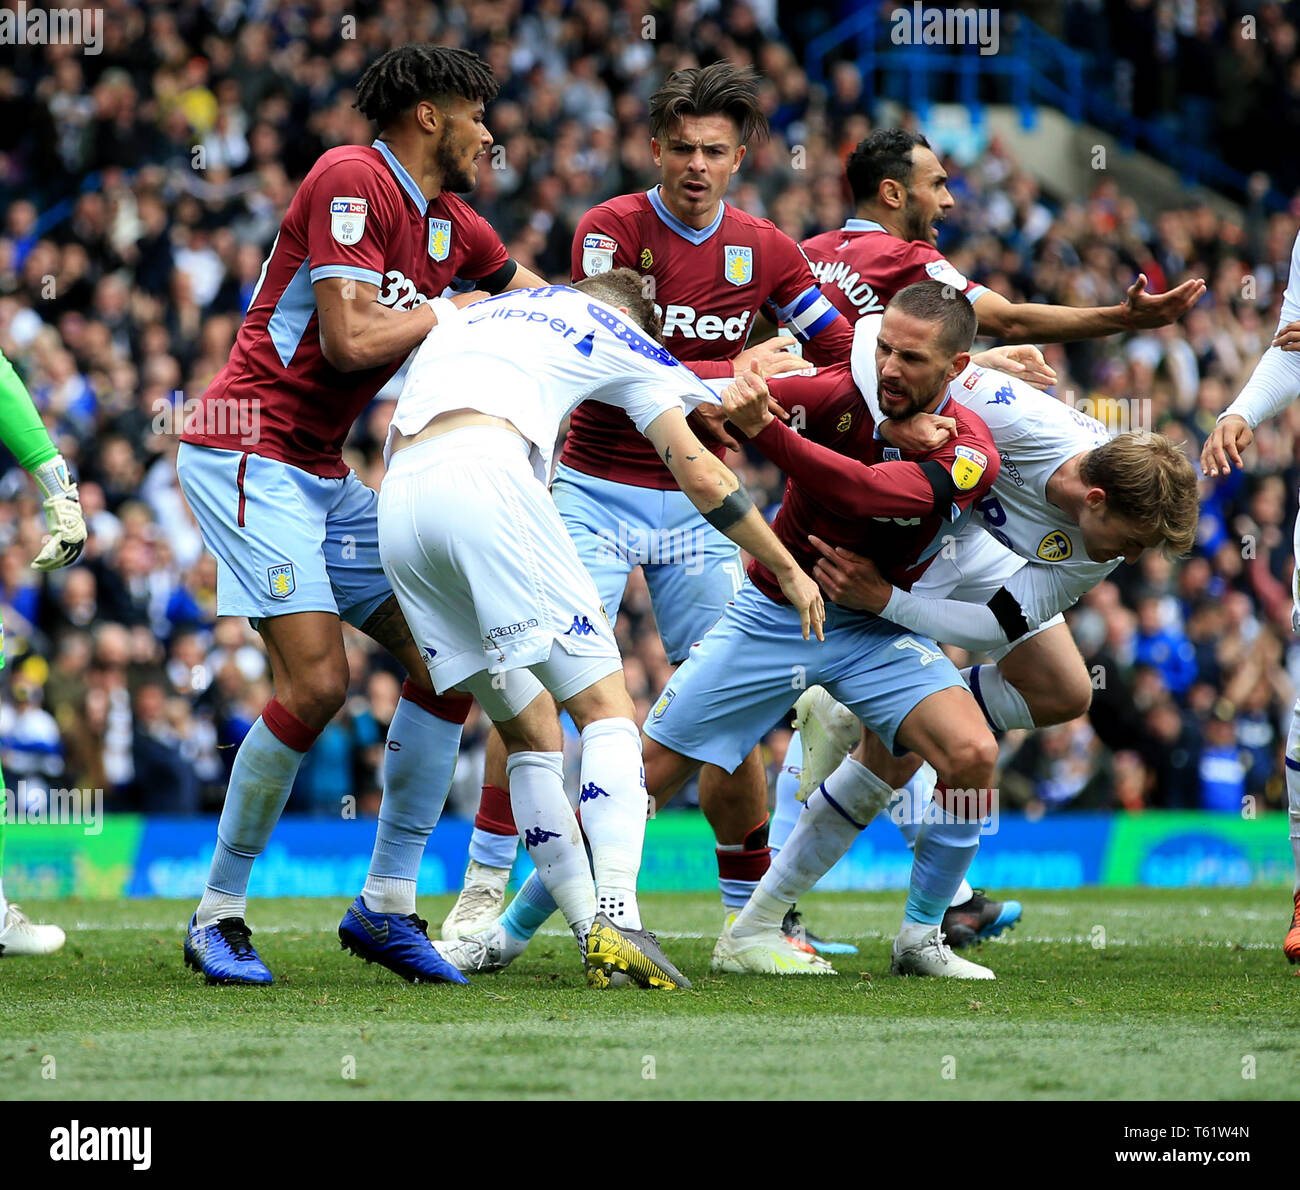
[176,44,546,985]
[643,283,1002,978]
[780,129,1206,946]
[444,63,854,949]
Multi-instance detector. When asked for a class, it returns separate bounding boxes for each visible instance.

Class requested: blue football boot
[338,896,469,985]
[184,915,274,985]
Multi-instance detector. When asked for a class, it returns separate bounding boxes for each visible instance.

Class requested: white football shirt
[387,285,720,482]
[852,314,1118,628]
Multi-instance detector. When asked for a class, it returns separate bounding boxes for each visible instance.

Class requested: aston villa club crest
[428,218,452,262]
[723,245,753,287]
[267,563,296,599]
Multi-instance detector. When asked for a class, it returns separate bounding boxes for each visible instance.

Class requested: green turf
[1,889,1296,1100]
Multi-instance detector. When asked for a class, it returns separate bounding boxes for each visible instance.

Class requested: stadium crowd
[0,0,1298,822]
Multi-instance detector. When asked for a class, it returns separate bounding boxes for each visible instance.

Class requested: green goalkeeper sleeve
[0,349,58,473]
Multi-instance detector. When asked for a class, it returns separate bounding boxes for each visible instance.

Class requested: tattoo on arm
[702,486,754,532]
[665,446,672,461]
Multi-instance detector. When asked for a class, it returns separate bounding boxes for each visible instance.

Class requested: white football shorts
[379,426,622,718]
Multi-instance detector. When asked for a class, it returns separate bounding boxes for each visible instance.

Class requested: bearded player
[777,128,1205,946]
[442,63,853,951]
[719,314,1197,974]
[0,350,86,958]
[176,45,547,985]
[1203,225,1300,966]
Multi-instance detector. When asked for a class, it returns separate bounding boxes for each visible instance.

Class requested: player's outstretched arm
[1201,338,1300,476]
[642,407,824,641]
[0,350,86,570]
[971,274,1206,343]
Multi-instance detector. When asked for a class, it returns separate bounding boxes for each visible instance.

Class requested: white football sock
[734,759,892,935]
[961,664,1033,731]
[361,876,416,916]
[577,717,646,931]
[1286,701,1300,893]
[506,750,595,941]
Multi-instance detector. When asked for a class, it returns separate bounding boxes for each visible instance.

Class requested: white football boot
[441,860,511,940]
[792,686,861,802]
[711,913,837,975]
[891,927,995,979]
[0,904,66,956]
[433,922,527,974]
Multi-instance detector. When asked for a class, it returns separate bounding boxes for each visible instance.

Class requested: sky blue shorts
[551,463,743,663]
[642,579,966,772]
[176,443,391,628]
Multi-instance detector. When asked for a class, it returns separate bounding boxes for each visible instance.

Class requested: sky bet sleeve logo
[583,234,617,276]
[330,197,368,245]
[1036,530,1073,561]
[950,444,987,491]
[428,218,452,262]
[724,245,754,286]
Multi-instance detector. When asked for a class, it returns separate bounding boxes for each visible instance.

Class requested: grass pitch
[2,888,1296,1101]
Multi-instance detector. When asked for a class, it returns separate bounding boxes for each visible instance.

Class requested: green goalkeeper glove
[30,454,87,570]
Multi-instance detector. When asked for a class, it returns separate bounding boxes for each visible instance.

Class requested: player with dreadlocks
[176,44,546,986]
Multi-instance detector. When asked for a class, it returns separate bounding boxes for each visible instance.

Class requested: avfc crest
[723,245,753,287]
[428,218,452,262]
[1036,531,1073,561]
[651,689,676,719]
[268,563,296,599]
[882,446,901,461]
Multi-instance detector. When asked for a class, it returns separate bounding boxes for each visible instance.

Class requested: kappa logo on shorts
[267,563,295,599]
[564,615,597,636]
[651,689,676,719]
[579,782,609,803]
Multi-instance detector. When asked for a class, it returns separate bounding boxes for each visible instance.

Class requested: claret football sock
[469,783,521,869]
